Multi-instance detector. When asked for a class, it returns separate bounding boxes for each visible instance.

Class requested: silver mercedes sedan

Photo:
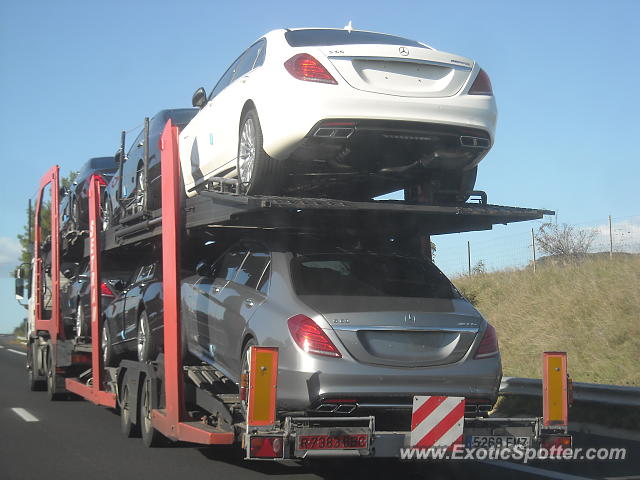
[181,237,501,419]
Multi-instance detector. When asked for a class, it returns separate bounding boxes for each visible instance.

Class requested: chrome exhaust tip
[460,136,490,148]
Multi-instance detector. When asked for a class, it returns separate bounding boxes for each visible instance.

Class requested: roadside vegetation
[453,254,640,386]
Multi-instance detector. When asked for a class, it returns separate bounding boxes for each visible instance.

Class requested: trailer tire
[141,376,166,447]
[27,341,45,391]
[120,384,140,438]
[46,348,64,401]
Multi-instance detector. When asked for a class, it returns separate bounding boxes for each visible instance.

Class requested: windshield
[292,253,458,299]
[285,29,428,49]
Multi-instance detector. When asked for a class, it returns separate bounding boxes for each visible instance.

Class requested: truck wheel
[46,348,64,401]
[27,341,45,391]
[141,376,166,447]
[102,320,116,367]
[137,310,157,362]
[237,109,284,196]
[120,384,140,438]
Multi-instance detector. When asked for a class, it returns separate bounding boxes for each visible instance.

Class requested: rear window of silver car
[292,253,458,299]
[285,29,428,48]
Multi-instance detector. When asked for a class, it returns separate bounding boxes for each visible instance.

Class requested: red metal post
[151,120,233,445]
[34,166,61,341]
[64,175,116,407]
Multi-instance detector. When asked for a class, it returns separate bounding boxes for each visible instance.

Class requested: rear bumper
[256,79,497,162]
[275,355,502,412]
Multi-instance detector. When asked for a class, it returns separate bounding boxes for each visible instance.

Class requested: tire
[102,319,117,367]
[240,338,257,416]
[75,301,86,338]
[120,384,140,438]
[101,194,113,231]
[70,196,80,231]
[46,348,64,401]
[406,166,478,205]
[237,109,284,195]
[141,376,166,447]
[135,165,146,212]
[27,341,46,391]
[137,310,157,362]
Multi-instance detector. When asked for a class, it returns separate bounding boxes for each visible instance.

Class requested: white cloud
[591,218,640,253]
[0,237,21,272]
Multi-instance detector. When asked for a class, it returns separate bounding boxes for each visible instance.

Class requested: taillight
[287,314,342,358]
[474,323,499,359]
[284,54,338,85]
[100,282,115,297]
[249,436,284,459]
[468,69,493,95]
[93,174,108,187]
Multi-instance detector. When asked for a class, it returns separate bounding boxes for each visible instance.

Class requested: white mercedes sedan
[179,28,497,203]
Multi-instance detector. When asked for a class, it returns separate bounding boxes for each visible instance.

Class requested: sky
[0,0,639,332]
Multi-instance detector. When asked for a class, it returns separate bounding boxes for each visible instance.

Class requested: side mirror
[196,260,214,278]
[62,268,75,280]
[192,87,207,109]
[15,277,24,300]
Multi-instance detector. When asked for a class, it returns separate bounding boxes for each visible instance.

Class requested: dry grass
[453,255,640,386]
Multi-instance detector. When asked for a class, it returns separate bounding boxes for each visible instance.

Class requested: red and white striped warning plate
[410,396,465,448]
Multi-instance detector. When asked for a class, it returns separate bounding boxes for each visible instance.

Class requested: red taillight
[468,69,493,96]
[100,282,115,297]
[540,435,572,451]
[284,53,338,85]
[474,323,499,359]
[92,174,108,187]
[287,314,342,358]
[249,436,284,459]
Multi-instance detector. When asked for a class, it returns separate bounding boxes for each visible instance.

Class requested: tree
[534,222,596,258]
[15,171,78,270]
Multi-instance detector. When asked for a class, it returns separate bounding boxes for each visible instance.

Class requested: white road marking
[8,349,27,356]
[0,345,4,349]
[480,460,592,480]
[11,408,39,422]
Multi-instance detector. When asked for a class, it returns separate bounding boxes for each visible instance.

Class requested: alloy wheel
[238,118,256,185]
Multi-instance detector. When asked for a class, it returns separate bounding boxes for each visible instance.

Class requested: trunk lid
[302,295,482,367]
[318,45,474,98]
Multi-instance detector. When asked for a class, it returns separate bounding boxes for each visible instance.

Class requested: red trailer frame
[33,166,61,341]
[64,176,116,407]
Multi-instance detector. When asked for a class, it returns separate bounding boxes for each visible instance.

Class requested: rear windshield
[292,253,458,299]
[285,29,427,49]
[79,157,117,178]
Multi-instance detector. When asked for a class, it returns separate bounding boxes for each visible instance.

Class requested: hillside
[452,255,640,386]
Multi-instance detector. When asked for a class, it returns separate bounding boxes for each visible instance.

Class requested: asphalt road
[0,334,637,480]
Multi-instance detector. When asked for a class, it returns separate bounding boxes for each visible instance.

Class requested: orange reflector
[247,346,278,427]
[543,352,568,427]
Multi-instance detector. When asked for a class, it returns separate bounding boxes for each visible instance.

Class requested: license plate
[297,434,368,450]
[465,436,530,448]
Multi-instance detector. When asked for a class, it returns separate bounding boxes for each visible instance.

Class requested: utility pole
[467,241,471,276]
[531,228,537,273]
[609,215,613,259]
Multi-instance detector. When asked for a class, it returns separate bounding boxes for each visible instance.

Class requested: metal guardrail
[500,377,640,407]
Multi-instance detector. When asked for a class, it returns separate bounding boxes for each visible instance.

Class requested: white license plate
[465,436,530,448]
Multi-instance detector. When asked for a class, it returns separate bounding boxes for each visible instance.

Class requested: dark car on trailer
[59,156,118,238]
[59,261,129,341]
[102,261,164,365]
[102,108,198,230]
